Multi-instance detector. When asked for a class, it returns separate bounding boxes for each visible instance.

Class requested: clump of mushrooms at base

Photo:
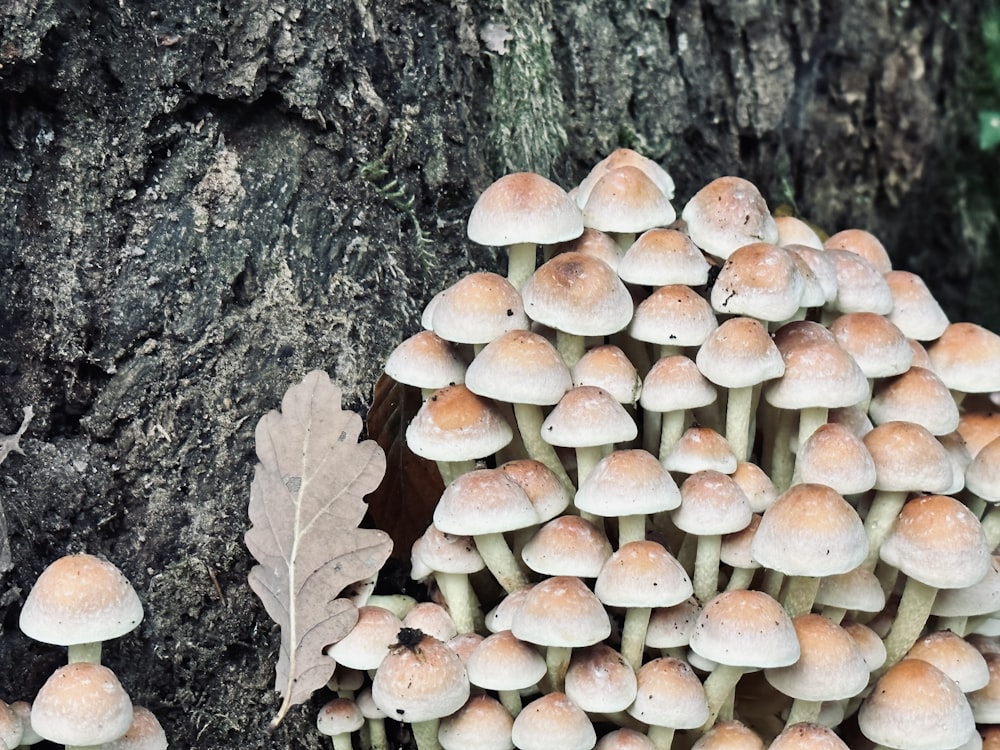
[353,148,1000,750]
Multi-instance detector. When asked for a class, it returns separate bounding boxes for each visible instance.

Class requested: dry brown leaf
[246,370,393,728]
[365,373,444,559]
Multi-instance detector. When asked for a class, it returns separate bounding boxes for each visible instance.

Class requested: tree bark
[0,1,990,747]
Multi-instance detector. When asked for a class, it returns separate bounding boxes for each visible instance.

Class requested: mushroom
[510,693,596,750]
[316,698,364,750]
[467,172,584,292]
[31,662,134,748]
[19,553,143,665]
[438,695,514,750]
[371,628,470,750]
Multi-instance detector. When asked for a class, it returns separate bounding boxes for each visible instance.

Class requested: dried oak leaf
[246,370,393,727]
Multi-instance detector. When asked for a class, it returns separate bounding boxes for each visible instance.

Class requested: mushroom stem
[556,332,586,369]
[878,577,938,675]
[781,576,820,618]
[411,718,443,750]
[67,642,102,664]
[512,402,575,494]
[575,445,605,487]
[506,242,538,291]
[785,698,822,727]
[617,514,647,547]
[862,490,908,570]
[646,725,676,750]
[365,717,388,750]
[433,571,483,634]
[620,606,652,672]
[473,533,529,593]
[724,386,754,463]
[693,535,723,604]
[699,664,746,732]
[658,410,687,461]
[796,406,828,453]
[544,646,572,693]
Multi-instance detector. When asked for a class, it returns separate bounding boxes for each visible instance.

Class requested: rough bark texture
[0,1,992,748]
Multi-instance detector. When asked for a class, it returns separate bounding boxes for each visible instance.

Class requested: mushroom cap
[710,243,804,322]
[468,171,583,247]
[859,658,975,750]
[644,598,702,649]
[371,629,470,723]
[581,166,676,233]
[904,630,990,693]
[594,540,693,608]
[689,719,765,750]
[969,652,1000,724]
[571,345,642,405]
[595,728,658,750]
[824,228,893,273]
[564,644,638,713]
[879,494,991,589]
[828,312,912,378]
[0,701,20,750]
[630,284,718,347]
[626,657,709,729]
[497,458,571,522]
[695,316,785,389]
[785,245,838,304]
[663,427,738,475]
[792,422,877,495]
[618,228,709,287]
[768,722,850,750]
[842,620,888,672]
[639,355,717,412]
[465,329,572,405]
[541,385,637,448]
[325,605,405,670]
[384,330,467,390]
[552,227,626,271]
[681,176,779,260]
[730,461,778,513]
[672,470,751,535]
[520,515,612,578]
[403,602,459,642]
[511,576,611,648]
[884,270,950,341]
[511,693,596,750]
[868,366,960,436]
[813,566,886,614]
[862,420,953,493]
[405,384,513,461]
[751,483,868,577]
[932,555,1000,618]
[434,468,538,536]
[99,705,168,750]
[764,321,869,410]
[689,589,799,668]
[19,553,143,647]
[576,148,676,205]
[929,322,1000,394]
[825,249,893,315]
[316,698,364,737]
[438,695,514,750]
[431,272,529,345]
[31,662,133,746]
[719,514,763,571]
[775,215,824,250]
[522,252,634,337]
[764,614,870,702]
[412,524,485,576]
[966,436,1000,502]
[466,630,547,691]
[574,449,681,517]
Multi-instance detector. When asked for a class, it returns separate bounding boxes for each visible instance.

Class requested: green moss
[485,0,568,177]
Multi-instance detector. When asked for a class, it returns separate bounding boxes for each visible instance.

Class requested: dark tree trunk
[0,1,992,747]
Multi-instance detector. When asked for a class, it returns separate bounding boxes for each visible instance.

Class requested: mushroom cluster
[342,150,1000,750]
[3,553,167,750]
